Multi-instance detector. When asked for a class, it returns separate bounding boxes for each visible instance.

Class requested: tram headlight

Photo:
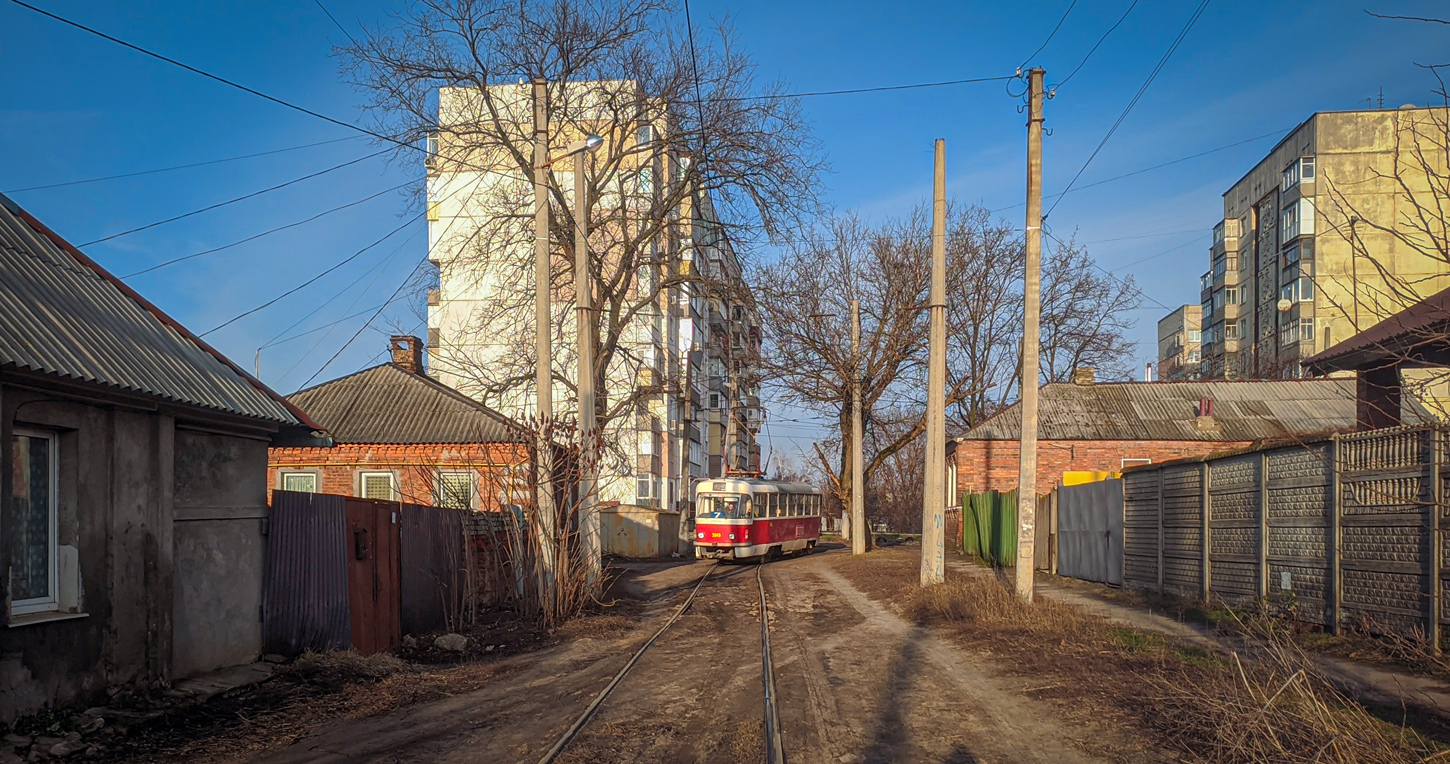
[728,533,735,540]
[697,532,704,539]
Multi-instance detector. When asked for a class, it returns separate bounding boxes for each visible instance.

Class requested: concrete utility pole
[724,374,738,473]
[532,77,557,590]
[574,143,600,585]
[851,298,866,555]
[1015,68,1046,603]
[921,139,948,586]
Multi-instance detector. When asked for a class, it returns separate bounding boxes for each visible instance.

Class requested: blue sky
[1,0,1446,465]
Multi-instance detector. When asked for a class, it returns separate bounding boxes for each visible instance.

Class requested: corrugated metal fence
[1057,479,1124,585]
[263,491,350,655]
[1121,424,1446,642]
[265,492,505,655]
[962,490,1019,567]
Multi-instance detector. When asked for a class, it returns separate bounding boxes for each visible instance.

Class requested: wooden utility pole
[532,77,557,589]
[921,138,947,586]
[1015,68,1045,603]
[574,145,599,584]
[851,298,866,555]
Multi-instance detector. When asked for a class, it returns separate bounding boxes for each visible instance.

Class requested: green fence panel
[962,490,1018,567]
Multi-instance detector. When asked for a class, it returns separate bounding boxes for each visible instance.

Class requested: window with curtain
[9,431,56,614]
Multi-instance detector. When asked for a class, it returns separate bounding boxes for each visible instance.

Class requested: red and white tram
[692,478,822,560]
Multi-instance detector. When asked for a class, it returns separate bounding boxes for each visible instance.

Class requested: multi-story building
[1157,304,1202,380]
[1199,106,1450,380]
[423,81,761,515]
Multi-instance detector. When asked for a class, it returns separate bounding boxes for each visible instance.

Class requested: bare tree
[339,0,824,475]
[755,204,1138,522]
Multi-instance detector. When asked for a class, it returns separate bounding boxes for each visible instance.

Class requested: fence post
[1259,451,1270,601]
[1430,429,1442,651]
[1157,468,1165,594]
[1330,433,1342,635]
[1201,461,1211,603]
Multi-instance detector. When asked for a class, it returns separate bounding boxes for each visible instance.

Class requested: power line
[1044,227,1170,311]
[992,127,1290,214]
[257,227,421,349]
[1109,234,1207,272]
[199,212,421,337]
[1052,0,1139,91]
[295,262,422,390]
[260,300,391,349]
[6,0,433,160]
[1043,0,1213,220]
[2,136,358,193]
[1083,227,1203,244]
[725,75,1016,102]
[121,179,411,278]
[311,0,359,47]
[1017,0,1078,72]
[79,148,389,246]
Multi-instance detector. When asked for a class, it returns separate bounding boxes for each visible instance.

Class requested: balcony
[427,288,440,307]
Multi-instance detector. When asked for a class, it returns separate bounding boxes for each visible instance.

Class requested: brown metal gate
[346,499,401,655]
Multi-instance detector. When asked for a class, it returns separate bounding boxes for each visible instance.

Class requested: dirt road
[244,549,1131,763]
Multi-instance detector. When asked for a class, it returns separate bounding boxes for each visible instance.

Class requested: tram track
[536,559,787,764]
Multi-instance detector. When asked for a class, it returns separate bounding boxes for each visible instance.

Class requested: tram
[692,477,822,560]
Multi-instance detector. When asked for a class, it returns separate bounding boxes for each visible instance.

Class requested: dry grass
[1143,618,1439,763]
[834,551,1447,764]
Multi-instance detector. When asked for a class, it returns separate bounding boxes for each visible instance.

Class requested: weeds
[1143,618,1440,763]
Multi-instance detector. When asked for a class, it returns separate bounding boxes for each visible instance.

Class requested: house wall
[0,384,273,722]
[172,429,270,678]
[267,443,530,508]
[953,438,1252,496]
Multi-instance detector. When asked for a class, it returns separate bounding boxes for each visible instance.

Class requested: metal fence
[1122,424,1446,643]
[1056,479,1124,585]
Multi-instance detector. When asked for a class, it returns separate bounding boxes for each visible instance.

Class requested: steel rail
[535,562,719,764]
[757,563,786,764]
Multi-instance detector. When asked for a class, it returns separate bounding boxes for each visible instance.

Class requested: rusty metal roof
[288,363,523,444]
[0,193,306,427]
[958,379,1363,441]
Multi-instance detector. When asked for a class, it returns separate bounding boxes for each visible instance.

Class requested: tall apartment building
[423,82,762,514]
[1157,304,1202,380]
[1199,106,1450,379]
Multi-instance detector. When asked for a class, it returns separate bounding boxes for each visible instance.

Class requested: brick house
[268,337,528,509]
[951,371,1364,497]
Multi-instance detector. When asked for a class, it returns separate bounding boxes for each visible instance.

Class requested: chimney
[391,335,424,375]
[1145,362,1155,382]
[1194,396,1218,432]
[1071,368,1095,386]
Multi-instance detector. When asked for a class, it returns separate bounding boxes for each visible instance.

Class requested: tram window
[789,494,798,517]
[697,494,747,519]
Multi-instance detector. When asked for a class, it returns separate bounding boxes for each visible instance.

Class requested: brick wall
[267,443,529,508]
[953,438,1252,497]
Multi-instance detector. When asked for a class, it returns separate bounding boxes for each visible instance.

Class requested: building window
[1225,287,1239,306]
[1187,329,1201,343]
[1301,155,1315,182]
[436,471,474,510]
[637,168,654,194]
[709,392,722,409]
[1282,160,1300,191]
[1212,290,1224,310]
[1224,322,1240,340]
[427,201,441,222]
[1298,275,1314,302]
[1301,319,1315,342]
[9,430,57,616]
[359,472,396,501]
[637,124,654,146]
[1284,243,1300,267]
[636,474,659,505]
[1187,349,1201,363]
[1280,203,1299,241]
[280,472,318,493]
[1122,458,1152,468]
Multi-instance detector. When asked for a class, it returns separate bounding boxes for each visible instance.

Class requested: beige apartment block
[424,81,762,513]
[1157,304,1202,380]
[1199,106,1450,380]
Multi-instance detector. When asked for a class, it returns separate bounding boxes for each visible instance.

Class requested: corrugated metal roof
[288,363,523,444]
[0,193,303,426]
[1305,284,1450,372]
[959,379,1366,441]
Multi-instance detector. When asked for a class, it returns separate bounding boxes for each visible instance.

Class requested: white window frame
[435,470,475,510]
[11,429,59,617]
[1122,458,1153,468]
[1301,155,1315,182]
[358,471,397,501]
[279,470,319,493]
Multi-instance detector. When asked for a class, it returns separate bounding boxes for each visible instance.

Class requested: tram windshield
[696,494,750,519]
